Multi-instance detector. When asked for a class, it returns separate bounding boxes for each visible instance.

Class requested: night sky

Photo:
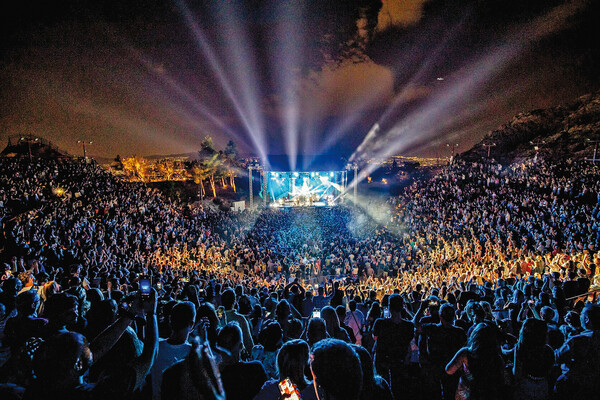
[1,0,598,162]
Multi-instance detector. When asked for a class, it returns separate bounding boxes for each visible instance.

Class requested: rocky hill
[461,91,600,164]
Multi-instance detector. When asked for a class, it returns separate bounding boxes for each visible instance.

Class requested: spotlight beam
[272,1,305,172]
[177,0,268,164]
[130,49,251,148]
[347,0,585,186]
[316,18,467,161]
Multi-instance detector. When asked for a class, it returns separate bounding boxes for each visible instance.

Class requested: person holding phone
[24,288,159,400]
[254,339,310,400]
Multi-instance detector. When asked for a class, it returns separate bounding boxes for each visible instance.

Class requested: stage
[267,171,347,207]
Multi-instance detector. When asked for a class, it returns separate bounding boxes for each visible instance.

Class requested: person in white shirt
[151,301,195,400]
[344,300,365,345]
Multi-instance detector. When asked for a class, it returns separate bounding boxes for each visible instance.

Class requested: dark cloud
[361,0,600,156]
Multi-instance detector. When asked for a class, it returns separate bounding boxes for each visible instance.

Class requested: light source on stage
[266,170,344,207]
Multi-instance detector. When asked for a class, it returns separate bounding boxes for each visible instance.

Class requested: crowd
[0,154,599,400]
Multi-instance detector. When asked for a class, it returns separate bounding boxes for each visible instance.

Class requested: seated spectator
[17,272,36,295]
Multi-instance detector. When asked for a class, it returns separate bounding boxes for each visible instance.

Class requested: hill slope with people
[461,91,600,163]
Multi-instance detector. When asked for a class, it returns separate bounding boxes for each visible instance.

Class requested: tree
[156,159,175,181]
[111,154,124,171]
[223,140,240,192]
[198,136,221,198]
[190,161,208,199]
[121,156,150,181]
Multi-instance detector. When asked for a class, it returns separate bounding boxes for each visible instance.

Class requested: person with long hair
[253,339,311,400]
[445,322,505,400]
[304,317,329,348]
[320,306,350,342]
[512,318,554,400]
[351,344,393,400]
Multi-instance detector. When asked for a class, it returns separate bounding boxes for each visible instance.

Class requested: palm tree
[223,140,240,192]
[198,136,221,198]
[190,161,208,199]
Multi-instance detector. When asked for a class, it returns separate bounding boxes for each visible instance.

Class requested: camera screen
[140,278,151,294]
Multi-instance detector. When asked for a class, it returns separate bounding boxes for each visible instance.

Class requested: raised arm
[445,347,467,376]
[131,289,159,389]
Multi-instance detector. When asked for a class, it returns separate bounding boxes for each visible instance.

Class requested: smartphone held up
[139,275,152,298]
[278,378,301,400]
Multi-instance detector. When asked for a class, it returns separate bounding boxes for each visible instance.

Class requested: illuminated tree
[156,159,175,181]
[121,156,150,181]
[224,140,239,192]
[190,161,210,199]
[198,136,221,198]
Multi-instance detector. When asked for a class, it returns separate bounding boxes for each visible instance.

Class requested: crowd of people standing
[1,154,599,400]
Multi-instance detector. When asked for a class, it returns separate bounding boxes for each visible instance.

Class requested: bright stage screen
[267,171,345,207]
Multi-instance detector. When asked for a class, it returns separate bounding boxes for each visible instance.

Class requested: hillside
[461,92,600,163]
